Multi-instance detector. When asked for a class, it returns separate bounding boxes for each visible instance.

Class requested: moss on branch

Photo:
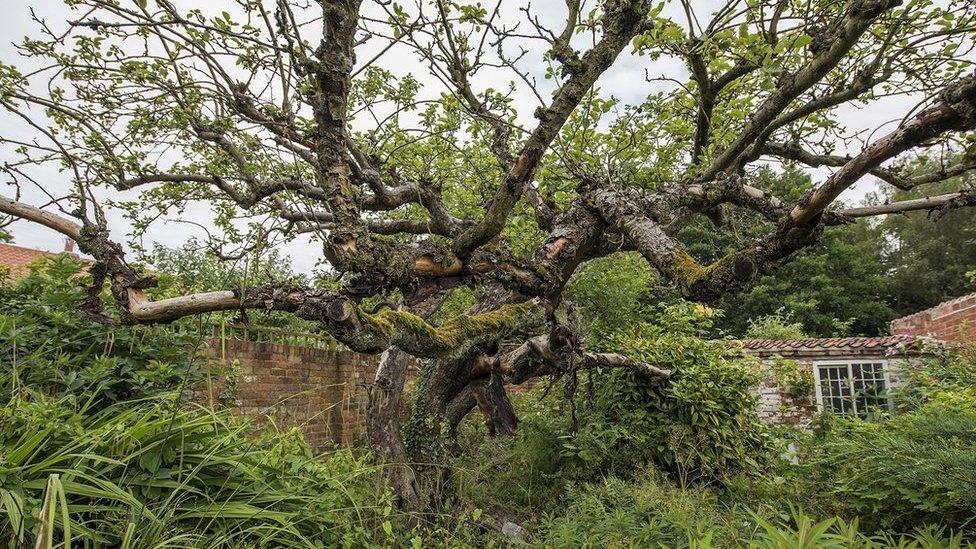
[377,301,537,357]
[669,249,758,300]
[329,299,541,357]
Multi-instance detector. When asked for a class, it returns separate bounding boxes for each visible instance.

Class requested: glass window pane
[819,365,856,415]
[849,362,887,418]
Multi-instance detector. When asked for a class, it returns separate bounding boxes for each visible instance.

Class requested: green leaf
[793,33,812,50]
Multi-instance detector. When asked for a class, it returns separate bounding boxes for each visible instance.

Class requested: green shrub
[450,393,576,519]
[577,302,774,486]
[749,507,974,549]
[769,358,815,401]
[532,472,755,548]
[531,473,976,548]
[0,256,204,406]
[891,344,976,412]
[0,391,397,548]
[745,309,808,340]
[452,301,775,524]
[485,469,974,548]
[791,394,976,533]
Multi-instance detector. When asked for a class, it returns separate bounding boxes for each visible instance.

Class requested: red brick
[198,339,416,452]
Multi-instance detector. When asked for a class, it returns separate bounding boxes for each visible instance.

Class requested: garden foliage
[3,257,976,547]
[0,256,202,406]
[0,259,433,548]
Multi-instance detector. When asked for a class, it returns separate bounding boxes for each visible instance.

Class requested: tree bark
[445,371,518,437]
[365,346,423,512]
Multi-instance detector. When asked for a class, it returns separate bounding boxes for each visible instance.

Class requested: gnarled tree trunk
[365,346,423,512]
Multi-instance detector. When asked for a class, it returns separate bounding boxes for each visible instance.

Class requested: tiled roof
[735,335,921,353]
[0,243,62,277]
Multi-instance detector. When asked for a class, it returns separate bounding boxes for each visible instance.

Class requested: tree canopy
[1,0,975,508]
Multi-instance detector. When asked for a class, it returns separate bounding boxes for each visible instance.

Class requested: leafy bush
[453,301,774,522]
[533,472,755,548]
[459,464,974,548]
[749,507,974,549]
[565,252,656,343]
[789,394,976,533]
[767,358,815,401]
[891,344,976,412]
[579,302,774,486]
[745,308,809,340]
[0,256,203,407]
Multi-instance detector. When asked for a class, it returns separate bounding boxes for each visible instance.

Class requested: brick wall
[197,339,416,451]
[891,292,976,342]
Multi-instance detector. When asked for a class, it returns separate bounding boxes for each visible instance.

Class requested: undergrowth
[3,258,975,547]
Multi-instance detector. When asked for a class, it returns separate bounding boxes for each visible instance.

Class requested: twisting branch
[790,73,976,226]
[837,190,976,218]
[0,195,83,241]
[694,0,900,183]
[0,192,546,359]
[451,0,654,258]
[760,141,906,188]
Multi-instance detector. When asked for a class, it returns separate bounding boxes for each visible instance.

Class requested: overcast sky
[1,0,972,273]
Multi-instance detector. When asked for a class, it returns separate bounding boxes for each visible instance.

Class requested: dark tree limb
[366,346,424,511]
[695,0,899,183]
[451,0,654,258]
[790,73,976,226]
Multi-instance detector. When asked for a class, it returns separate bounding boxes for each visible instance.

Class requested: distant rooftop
[0,241,79,277]
[734,335,931,357]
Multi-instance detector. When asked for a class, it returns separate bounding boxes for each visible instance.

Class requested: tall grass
[0,390,394,548]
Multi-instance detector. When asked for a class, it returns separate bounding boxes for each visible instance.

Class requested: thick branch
[588,188,761,300]
[790,73,976,226]
[837,190,976,218]
[485,334,672,383]
[696,0,898,182]
[0,195,82,241]
[0,193,547,358]
[451,1,652,258]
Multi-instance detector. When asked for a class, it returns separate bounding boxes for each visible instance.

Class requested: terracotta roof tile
[0,243,61,277]
[735,335,920,353]
[0,242,89,278]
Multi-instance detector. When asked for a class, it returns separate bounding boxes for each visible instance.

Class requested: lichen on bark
[319,297,541,357]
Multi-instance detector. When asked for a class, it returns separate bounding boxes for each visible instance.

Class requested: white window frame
[812,359,893,416]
